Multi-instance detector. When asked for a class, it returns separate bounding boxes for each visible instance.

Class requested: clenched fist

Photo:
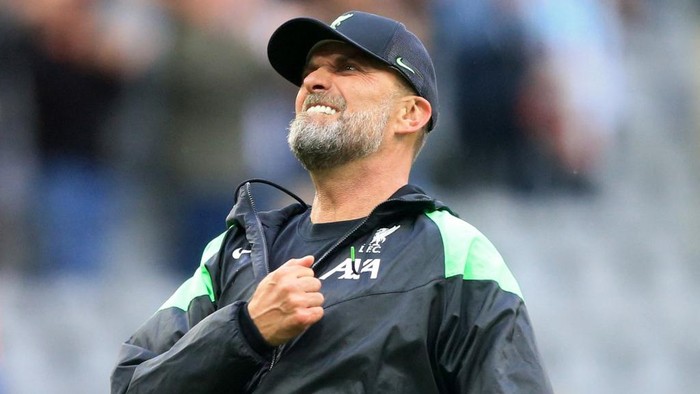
[247,256,324,346]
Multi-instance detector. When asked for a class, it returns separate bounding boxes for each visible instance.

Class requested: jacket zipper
[245,182,271,276]
[269,347,282,370]
[244,182,282,371]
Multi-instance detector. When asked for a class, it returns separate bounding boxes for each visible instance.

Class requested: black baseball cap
[267,10,439,131]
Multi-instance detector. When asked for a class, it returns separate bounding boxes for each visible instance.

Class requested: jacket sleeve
[436,227,553,393]
[110,230,269,394]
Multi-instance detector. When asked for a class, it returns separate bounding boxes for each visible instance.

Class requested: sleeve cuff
[238,302,275,358]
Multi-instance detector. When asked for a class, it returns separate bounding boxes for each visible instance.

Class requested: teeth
[306,105,337,115]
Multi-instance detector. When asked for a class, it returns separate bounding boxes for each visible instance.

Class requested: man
[111,11,552,393]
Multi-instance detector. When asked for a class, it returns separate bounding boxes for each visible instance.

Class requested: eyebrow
[303,51,389,77]
[305,53,350,70]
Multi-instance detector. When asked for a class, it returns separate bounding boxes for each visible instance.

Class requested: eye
[341,63,358,72]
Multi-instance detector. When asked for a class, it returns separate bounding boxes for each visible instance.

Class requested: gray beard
[288,101,389,171]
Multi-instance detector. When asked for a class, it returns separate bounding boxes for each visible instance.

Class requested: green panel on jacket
[425,210,523,300]
[158,230,227,311]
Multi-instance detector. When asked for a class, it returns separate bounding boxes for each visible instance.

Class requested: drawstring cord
[235,178,364,276]
[234,178,308,208]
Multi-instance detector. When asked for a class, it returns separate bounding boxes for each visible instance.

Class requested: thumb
[284,255,315,268]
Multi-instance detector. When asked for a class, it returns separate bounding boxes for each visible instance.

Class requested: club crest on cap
[330,13,353,29]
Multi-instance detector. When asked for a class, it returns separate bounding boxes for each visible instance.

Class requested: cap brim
[268,18,379,87]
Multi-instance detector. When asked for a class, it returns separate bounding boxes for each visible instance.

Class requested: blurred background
[0,0,699,392]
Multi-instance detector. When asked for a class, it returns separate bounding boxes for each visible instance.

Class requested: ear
[395,96,431,135]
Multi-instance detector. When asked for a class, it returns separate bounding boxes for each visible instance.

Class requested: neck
[308,158,409,223]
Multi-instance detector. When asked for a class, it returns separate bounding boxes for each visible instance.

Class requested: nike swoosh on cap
[395,57,415,74]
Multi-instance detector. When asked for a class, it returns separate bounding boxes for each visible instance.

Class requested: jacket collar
[225,179,449,277]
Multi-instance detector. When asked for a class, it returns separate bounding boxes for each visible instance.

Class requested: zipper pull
[350,245,359,275]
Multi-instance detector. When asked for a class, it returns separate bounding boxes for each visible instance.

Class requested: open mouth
[305,104,339,115]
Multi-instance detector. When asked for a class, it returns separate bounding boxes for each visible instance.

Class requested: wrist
[238,302,275,357]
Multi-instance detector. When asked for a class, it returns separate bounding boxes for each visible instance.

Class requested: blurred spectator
[432,0,533,191]
[431,0,626,194]
[516,0,627,192]
[0,0,167,276]
[0,7,36,271]
[2,0,122,276]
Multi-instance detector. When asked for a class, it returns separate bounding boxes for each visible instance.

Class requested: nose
[301,67,332,93]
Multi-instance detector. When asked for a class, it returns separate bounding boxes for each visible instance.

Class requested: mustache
[303,93,347,112]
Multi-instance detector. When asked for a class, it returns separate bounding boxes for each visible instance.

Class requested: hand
[247,256,324,346]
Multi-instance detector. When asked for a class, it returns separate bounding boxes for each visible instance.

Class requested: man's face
[288,41,402,171]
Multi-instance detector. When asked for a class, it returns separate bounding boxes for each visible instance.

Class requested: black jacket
[111,181,552,393]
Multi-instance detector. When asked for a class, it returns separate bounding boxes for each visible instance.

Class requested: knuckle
[287,293,304,306]
[295,309,321,326]
[289,312,309,327]
[279,280,298,294]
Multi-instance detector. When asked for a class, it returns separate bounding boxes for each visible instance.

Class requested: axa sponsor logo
[320,258,380,280]
[358,225,400,254]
